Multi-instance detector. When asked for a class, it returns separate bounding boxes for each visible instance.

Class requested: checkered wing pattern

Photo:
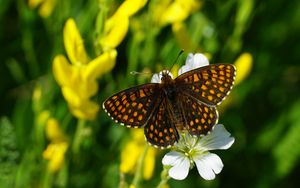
[178,93,218,136]
[144,98,179,148]
[103,84,159,128]
[176,64,236,106]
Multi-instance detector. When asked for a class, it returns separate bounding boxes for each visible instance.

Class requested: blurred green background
[1,0,300,187]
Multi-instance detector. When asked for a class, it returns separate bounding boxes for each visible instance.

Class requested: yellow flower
[153,0,202,26]
[46,118,67,142]
[36,110,51,126]
[120,129,156,180]
[28,0,57,18]
[53,18,117,120]
[99,0,147,50]
[219,52,253,111]
[43,142,68,172]
[234,52,253,85]
[114,0,148,17]
[172,22,193,51]
[43,118,68,172]
[152,0,202,50]
[100,16,130,51]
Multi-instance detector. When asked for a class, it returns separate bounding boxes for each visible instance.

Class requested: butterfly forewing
[176,64,236,106]
[178,92,218,136]
[103,83,159,128]
[144,98,179,148]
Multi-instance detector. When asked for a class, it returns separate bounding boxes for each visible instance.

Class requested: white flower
[162,124,234,180]
[178,53,209,75]
[151,53,209,83]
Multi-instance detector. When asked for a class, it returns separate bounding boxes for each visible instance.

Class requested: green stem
[131,145,149,188]
[72,119,86,154]
[42,167,53,188]
[118,172,127,188]
[156,167,170,188]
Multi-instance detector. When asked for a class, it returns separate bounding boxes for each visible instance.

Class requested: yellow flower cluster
[234,52,253,85]
[120,129,156,180]
[53,19,117,120]
[219,52,253,111]
[99,0,147,50]
[53,1,147,120]
[153,0,201,26]
[152,0,202,51]
[28,0,57,18]
[43,118,68,172]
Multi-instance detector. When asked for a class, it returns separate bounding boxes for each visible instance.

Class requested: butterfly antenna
[170,49,184,72]
[130,71,152,76]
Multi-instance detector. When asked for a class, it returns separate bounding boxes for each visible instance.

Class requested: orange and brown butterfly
[103,53,236,149]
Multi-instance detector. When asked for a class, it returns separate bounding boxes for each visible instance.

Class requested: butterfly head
[160,70,174,84]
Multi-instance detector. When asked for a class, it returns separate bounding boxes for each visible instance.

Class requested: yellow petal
[159,1,189,26]
[143,147,156,180]
[28,0,43,8]
[39,0,57,18]
[151,0,172,25]
[177,0,201,11]
[234,52,253,85]
[115,0,147,17]
[64,18,89,65]
[120,141,142,173]
[131,129,145,144]
[36,110,51,126]
[43,143,55,160]
[67,67,99,100]
[52,55,73,87]
[69,99,99,120]
[61,87,81,107]
[46,118,67,142]
[100,16,129,49]
[84,49,117,81]
[43,142,68,172]
[156,0,201,26]
[80,78,99,99]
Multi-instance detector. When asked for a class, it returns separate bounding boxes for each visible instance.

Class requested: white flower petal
[193,53,209,67]
[185,53,194,66]
[193,153,223,180]
[169,158,190,180]
[196,124,235,151]
[162,151,182,165]
[151,73,160,83]
[162,151,190,180]
[178,53,210,75]
[178,65,190,75]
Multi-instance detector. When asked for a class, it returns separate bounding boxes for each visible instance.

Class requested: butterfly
[103,64,236,149]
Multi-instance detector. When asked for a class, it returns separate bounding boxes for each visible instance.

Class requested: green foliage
[1,0,300,187]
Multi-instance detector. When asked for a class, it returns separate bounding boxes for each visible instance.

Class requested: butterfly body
[103,64,236,148]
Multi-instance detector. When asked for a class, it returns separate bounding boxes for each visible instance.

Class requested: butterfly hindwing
[144,98,179,148]
[103,83,159,128]
[178,92,218,136]
[176,64,236,106]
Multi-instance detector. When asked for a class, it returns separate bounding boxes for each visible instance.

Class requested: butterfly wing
[175,64,236,106]
[103,83,159,128]
[144,97,179,148]
[177,92,218,136]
